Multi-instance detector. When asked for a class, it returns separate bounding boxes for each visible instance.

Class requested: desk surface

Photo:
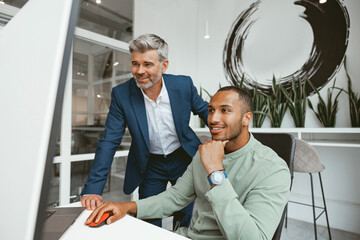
[59,203,188,240]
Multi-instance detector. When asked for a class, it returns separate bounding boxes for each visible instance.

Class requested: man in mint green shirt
[86,86,291,240]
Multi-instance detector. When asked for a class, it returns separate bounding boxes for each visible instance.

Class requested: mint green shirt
[136,134,291,240]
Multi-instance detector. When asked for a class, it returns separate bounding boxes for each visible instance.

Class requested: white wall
[134,0,200,78]
[134,0,360,234]
[134,0,360,128]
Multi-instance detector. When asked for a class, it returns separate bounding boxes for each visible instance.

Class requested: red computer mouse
[88,212,111,227]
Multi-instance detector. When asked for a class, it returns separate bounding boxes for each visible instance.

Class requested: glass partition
[70,156,131,203]
[72,38,132,155]
[2,0,133,42]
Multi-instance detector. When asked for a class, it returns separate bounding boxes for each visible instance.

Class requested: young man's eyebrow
[220,105,233,108]
[207,104,233,108]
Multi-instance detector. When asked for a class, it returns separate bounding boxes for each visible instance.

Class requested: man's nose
[136,65,145,74]
[209,111,221,123]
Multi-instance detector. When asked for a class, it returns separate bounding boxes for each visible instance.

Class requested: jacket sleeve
[188,77,209,125]
[81,88,126,195]
[136,162,197,220]
[205,167,290,240]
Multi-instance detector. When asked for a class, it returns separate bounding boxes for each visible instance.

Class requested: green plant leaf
[281,76,307,127]
[344,56,360,127]
[308,78,343,127]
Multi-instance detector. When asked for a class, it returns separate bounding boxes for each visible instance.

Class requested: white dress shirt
[141,79,181,155]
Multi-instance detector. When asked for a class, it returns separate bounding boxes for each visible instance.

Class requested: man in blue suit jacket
[81,34,208,227]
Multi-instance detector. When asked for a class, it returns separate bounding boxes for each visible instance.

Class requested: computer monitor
[0,0,80,239]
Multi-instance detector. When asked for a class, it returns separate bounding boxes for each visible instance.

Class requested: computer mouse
[88,212,111,227]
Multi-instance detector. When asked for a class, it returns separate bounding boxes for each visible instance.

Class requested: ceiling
[3,0,133,41]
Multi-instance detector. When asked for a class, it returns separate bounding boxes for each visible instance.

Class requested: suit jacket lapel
[164,76,183,134]
[130,80,150,150]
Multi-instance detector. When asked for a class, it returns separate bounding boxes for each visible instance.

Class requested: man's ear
[242,112,253,126]
[162,60,169,73]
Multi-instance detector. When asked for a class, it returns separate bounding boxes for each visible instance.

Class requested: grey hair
[129,33,168,62]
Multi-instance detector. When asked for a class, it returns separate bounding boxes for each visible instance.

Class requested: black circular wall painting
[223,0,350,96]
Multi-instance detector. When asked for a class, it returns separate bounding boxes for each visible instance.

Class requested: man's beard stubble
[135,77,159,89]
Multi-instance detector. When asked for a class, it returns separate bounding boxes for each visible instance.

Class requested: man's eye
[222,109,229,112]
[132,63,139,66]
[208,109,214,113]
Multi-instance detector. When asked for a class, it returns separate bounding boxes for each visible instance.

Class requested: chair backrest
[252,133,296,240]
[252,133,295,179]
[294,138,325,173]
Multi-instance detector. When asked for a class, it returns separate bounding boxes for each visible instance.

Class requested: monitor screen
[0,0,80,239]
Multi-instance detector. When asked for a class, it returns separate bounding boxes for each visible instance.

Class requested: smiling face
[207,90,252,151]
[131,49,169,90]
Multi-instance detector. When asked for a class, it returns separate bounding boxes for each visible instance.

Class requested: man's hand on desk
[81,194,103,210]
[85,201,137,226]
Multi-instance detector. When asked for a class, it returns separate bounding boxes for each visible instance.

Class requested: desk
[59,203,188,239]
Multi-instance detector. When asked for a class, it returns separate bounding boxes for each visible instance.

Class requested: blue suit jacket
[82,74,209,195]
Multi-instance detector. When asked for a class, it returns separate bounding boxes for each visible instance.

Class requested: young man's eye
[222,109,229,112]
[208,109,214,113]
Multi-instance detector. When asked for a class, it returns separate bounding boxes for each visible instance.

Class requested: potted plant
[266,76,288,127]
[252,85,268,128]
[281,76,307,127]
[308,79,343,127]
[343,57,360,127]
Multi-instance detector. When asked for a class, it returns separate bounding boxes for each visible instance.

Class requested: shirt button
[140,171,144,174]
[198,220,201,224]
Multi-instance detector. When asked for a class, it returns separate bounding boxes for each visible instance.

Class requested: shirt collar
[223,133,255,160]
[141,77,166,102]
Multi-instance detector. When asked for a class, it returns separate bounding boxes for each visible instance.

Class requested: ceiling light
[0,0,5,5]
[319,0,327,3]
[204,20,210,39]
[97,94,101,98]
[96,0,101,4]
[113,62,119,66]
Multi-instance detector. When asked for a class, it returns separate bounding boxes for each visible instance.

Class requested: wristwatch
[208,170,227,185]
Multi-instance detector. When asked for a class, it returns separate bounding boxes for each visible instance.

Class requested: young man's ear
[242,112,253,126]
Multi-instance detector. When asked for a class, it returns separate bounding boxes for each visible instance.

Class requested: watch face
[211,171,225,185]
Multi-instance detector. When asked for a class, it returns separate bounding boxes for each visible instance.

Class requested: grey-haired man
[81,33,209,228]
